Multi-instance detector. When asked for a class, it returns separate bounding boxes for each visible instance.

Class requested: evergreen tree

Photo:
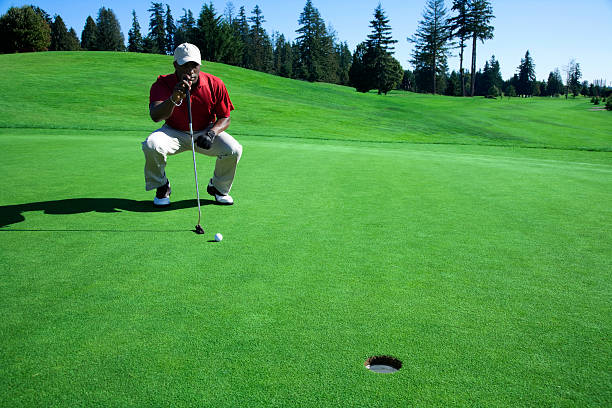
[236,6,250,67]
[197,3,224,62]
[546,69,563,97]
[30,5,52,26]
[147,2,166,54]
[349,42,373,92]
[0,5,51,53]
[448,0,470,96]
[580,81,588,97]
[517,50,536,96]
[467,0,494,96]
[81,16,97,50]
[366,3,402,94]
[409,0,452,94]
[445,70,461,96]
[128,10,144,52]
[538,80,548,97]
[567,60,582,97]
[95,7,124,51]
[273,33,293,77]
[50,15,71,51]
[165,5,175,54]
[473,68,485,95]
[400,70,416,92]
[295,0,333,82]
[246,5,273,72]
[336,41,352,86]
[322,25,340,84]
[481,55,502,95]
[67,28,80,50]
[220,19,243,66]
[174,9,196,46]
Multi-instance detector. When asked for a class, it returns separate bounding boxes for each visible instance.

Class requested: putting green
[1,52,611,406]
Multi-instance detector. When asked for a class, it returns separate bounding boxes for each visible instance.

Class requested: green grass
[1,52,611,407]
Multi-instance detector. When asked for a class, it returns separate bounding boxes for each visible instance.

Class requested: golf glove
[196,129,216,150]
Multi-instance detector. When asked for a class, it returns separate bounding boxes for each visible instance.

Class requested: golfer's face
[175,61,200,84]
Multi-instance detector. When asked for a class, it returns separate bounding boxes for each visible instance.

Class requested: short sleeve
[214,80,235,118]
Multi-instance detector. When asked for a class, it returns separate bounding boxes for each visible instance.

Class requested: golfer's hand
[171,76,192,103]
[196,129,216,150]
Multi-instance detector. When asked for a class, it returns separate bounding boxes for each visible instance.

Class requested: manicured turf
[1,52,611,406]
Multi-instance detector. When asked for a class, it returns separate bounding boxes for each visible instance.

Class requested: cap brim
[175,57,201,66]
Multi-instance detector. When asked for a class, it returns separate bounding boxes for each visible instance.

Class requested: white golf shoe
[207,179,234,205]
[153,181,171,206]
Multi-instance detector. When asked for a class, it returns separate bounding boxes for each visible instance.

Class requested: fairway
[1,52,611,406]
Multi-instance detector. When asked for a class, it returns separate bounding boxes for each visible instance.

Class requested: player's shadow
[0,198,216,229]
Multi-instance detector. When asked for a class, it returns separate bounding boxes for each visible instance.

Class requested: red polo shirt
[149,71,234,131]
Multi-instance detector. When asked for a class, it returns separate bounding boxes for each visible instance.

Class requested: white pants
[142,124,242,195]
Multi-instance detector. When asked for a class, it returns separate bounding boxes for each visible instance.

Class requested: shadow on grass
[0,198,216,229]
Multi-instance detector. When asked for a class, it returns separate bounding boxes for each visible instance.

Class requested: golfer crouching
[142,43,242,206]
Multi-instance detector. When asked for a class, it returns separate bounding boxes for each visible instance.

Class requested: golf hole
[365,356,402,374]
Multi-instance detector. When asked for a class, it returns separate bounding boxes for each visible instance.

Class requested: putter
[186,87,204,235]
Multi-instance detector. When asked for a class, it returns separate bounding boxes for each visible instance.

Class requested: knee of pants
[142,133,164,154]
[234,142,243,162]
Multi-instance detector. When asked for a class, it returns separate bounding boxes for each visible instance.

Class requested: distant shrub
[590,96,596,103]
[606,97,612,111]
[487,85,500,98]
[593,97,600,105]
[507,85,517,97]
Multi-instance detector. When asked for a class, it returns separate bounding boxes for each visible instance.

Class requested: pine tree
[50,15,71,51]
[546,69,563,97]
[236,6,249,67]
[481,55,502,96]
[467,0,494,96]
[567,60,582,98]
[127,10,144,52]
[0,6,51,53]
[336,41,352,86]
[517,50,536,96]
[273,33,294,77]
[30,6,52,26]
[366,4,402,94]
[448,0,470,96]
[400,70,416,92]
[220,18,243,66]
[147,2,166,54]
[95,7,124,51]
[174,9,196,46]
[445,70,461,96]
[197,3,224,62]
[165,6,176,54]
[349,42,373,92]
[409,0,452,94]
[246,5,273,72]
[295,0,332,82]
[81,16,97,50]
[67,28,80,50]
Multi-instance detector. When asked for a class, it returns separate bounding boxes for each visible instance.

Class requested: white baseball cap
[174,43,201,66]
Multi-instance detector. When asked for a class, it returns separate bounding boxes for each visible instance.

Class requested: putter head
[194,224,205,235]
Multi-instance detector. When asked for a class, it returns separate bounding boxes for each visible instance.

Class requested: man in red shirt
[142,43,242,206]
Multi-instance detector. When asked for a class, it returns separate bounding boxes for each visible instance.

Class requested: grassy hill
[0,51,610,150]
[1,52,611,407]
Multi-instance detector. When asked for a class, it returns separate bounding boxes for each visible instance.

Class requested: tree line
[0,1,609,99]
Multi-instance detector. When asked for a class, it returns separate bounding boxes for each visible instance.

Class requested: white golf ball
[214,233,223,242]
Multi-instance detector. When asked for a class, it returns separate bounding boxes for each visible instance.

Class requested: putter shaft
[186,89,202,227]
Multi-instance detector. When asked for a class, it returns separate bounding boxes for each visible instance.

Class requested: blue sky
[1,0,611,83]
